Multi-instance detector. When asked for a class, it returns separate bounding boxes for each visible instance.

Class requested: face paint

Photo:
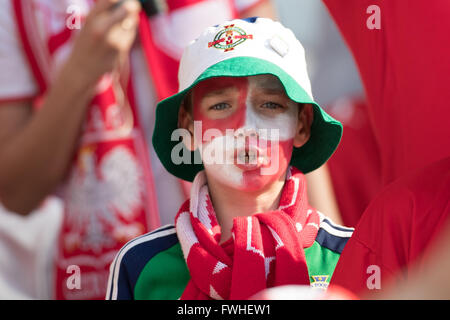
[192,77,248,136]
[191,75,299,191]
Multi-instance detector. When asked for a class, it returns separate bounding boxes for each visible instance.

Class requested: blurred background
[275,0,363,107]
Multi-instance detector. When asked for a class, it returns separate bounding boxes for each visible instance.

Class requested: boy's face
[180,75,311,192]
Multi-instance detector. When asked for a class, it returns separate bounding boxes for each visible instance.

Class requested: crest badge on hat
[208,24,253,52]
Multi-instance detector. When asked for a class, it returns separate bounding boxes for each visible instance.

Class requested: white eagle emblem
[63,146,144,253]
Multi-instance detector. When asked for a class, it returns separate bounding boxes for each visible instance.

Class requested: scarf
[175,166,320,300]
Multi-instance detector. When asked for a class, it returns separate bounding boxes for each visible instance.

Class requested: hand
[65,0,141,87]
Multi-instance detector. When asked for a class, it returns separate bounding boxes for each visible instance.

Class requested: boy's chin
[204,163,287,193]
[230,178,277,193]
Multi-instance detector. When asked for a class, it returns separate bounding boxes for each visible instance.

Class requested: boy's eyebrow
[201,87,237,98]
[253,87,286,95]
[250,77,286,95]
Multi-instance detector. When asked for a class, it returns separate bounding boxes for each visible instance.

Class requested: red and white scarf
[175,166,321,300]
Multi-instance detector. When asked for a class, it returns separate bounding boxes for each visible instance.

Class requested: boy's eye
[209,103,231,111]
[261,102,283,110]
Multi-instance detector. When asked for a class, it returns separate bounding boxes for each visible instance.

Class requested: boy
[106,17,353,300]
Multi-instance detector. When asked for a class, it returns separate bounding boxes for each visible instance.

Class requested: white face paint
[242,75,299,141]
[193,75,300,191]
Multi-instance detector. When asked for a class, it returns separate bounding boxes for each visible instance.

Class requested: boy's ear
[178,100,196,151]
[293,103,313,148]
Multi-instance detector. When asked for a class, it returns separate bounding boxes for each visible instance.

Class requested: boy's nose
[234,127,259,150]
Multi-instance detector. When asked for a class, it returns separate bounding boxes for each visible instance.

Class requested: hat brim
[152,56,342,182]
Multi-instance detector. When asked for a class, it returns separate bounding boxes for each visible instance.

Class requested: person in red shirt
[331,157,450,296]
[323,0,450,296]
[378,219,450,300]
[326,96,382,227]
[324,0,450,186]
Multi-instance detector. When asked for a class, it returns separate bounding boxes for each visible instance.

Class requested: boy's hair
[181,91,193,115]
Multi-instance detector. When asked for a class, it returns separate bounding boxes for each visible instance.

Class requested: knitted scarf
[175,166,320,300]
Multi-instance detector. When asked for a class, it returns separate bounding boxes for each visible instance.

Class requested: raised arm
[0,0,140,215]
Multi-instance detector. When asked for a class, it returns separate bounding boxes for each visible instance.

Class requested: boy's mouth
[234,146,266,170]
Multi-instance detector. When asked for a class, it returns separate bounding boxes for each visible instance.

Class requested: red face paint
[240,138,294,191]
[192,77,249,137]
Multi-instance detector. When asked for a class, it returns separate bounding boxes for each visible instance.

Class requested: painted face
[191,75,299,191]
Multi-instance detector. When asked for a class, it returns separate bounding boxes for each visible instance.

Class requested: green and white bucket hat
[153,17,342,182]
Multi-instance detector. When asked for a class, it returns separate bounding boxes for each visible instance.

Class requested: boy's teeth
[237,150,259,164]
[244,153,257,164]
